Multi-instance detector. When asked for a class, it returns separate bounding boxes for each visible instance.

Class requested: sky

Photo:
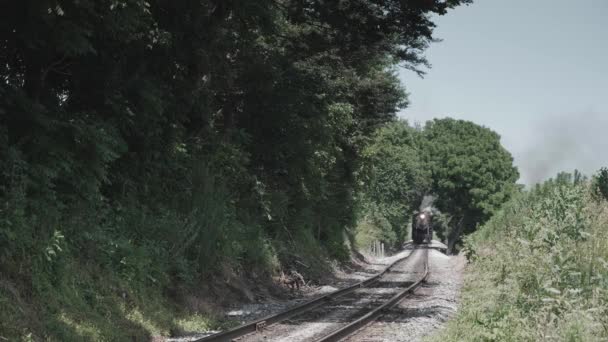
[397,0,608,185]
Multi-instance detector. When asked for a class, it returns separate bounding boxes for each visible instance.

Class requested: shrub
[431,174,608,341]
[593,167,608,201]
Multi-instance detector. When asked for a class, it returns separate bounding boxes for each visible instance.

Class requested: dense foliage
[432,171,608,341]
[423,118,519,252]
[0,0,475,339]
[593,167,608,201]
[355,120,429,249]
[354,118,519,253]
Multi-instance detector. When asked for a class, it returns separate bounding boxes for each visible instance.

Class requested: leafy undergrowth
[0,227,337,341]
[0,160,340,341]
[0,261,235,341]
[431,175,608,341]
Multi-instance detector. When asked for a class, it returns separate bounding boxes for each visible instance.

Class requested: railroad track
[196,245,429,342]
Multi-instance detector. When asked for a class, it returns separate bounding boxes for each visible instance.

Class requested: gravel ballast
[169,246,465,342]
[344,249,466,342]
[236,248,426,342]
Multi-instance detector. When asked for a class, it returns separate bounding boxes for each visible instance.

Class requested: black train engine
[412,209,433,244]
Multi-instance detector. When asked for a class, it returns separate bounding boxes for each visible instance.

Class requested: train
[411,208,433,244]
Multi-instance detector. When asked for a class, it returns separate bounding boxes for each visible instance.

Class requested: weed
[430,175,608,341]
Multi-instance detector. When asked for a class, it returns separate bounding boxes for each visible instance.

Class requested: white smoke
[419,195,435,212]
[517,111,608,185]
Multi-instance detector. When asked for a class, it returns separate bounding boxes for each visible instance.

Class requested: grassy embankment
[0,169,337,341]
[0,218,333,342]
[431,174,608,341]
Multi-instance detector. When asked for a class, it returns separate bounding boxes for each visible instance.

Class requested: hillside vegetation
[432,171,608,341]
[1,1,469,339]
[0,0,526,340]
[354,119,518,253]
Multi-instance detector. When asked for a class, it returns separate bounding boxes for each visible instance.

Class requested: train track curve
[196,244,429,342]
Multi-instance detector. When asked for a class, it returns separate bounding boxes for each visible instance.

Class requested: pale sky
[398,0,608,185]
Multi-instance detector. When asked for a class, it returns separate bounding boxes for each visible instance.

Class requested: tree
[0,0,473,337]
[354,203,396,251]
[357,120,431,246]
[594,167,608,201]
[423,118,519,253]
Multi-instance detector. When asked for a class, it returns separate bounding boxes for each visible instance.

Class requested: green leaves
[354,205,397,250]
[422,118,519,251]
[356,121,422,247]
[592,167,608,201]
[43,230,65,263]
[355,118,519,251]
[0,0,474,338]
[437,175,608,341]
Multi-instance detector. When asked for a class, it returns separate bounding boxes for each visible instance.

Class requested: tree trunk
[447,217,464,255]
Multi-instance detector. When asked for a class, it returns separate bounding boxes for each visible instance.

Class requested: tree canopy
[356,120,430,247]
[423,118,520,251]
[0,1,474,339]
[354,118,518,253]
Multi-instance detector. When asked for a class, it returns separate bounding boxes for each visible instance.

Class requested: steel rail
[194,245,416,342]
[314,247,429,342]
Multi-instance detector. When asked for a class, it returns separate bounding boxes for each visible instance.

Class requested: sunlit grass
[58,312,103,341]
[123,306,166,337]
[430,180,608,341]
[174,314,223,333]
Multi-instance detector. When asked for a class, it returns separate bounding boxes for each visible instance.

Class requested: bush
[593,167,608,201]
[354,205,396,252]
[431,174,608,341]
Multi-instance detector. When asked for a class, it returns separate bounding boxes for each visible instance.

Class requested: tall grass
[431,176,608,341]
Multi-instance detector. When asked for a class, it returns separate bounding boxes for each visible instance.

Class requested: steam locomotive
[412,209,433,244]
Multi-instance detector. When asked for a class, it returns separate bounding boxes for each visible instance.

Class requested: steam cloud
[419,195,435,211]
[516,111,608,185]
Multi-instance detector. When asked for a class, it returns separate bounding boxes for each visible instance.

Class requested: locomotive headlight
[420,214,426,219]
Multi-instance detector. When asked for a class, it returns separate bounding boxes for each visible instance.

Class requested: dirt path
[343,249,466,342]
